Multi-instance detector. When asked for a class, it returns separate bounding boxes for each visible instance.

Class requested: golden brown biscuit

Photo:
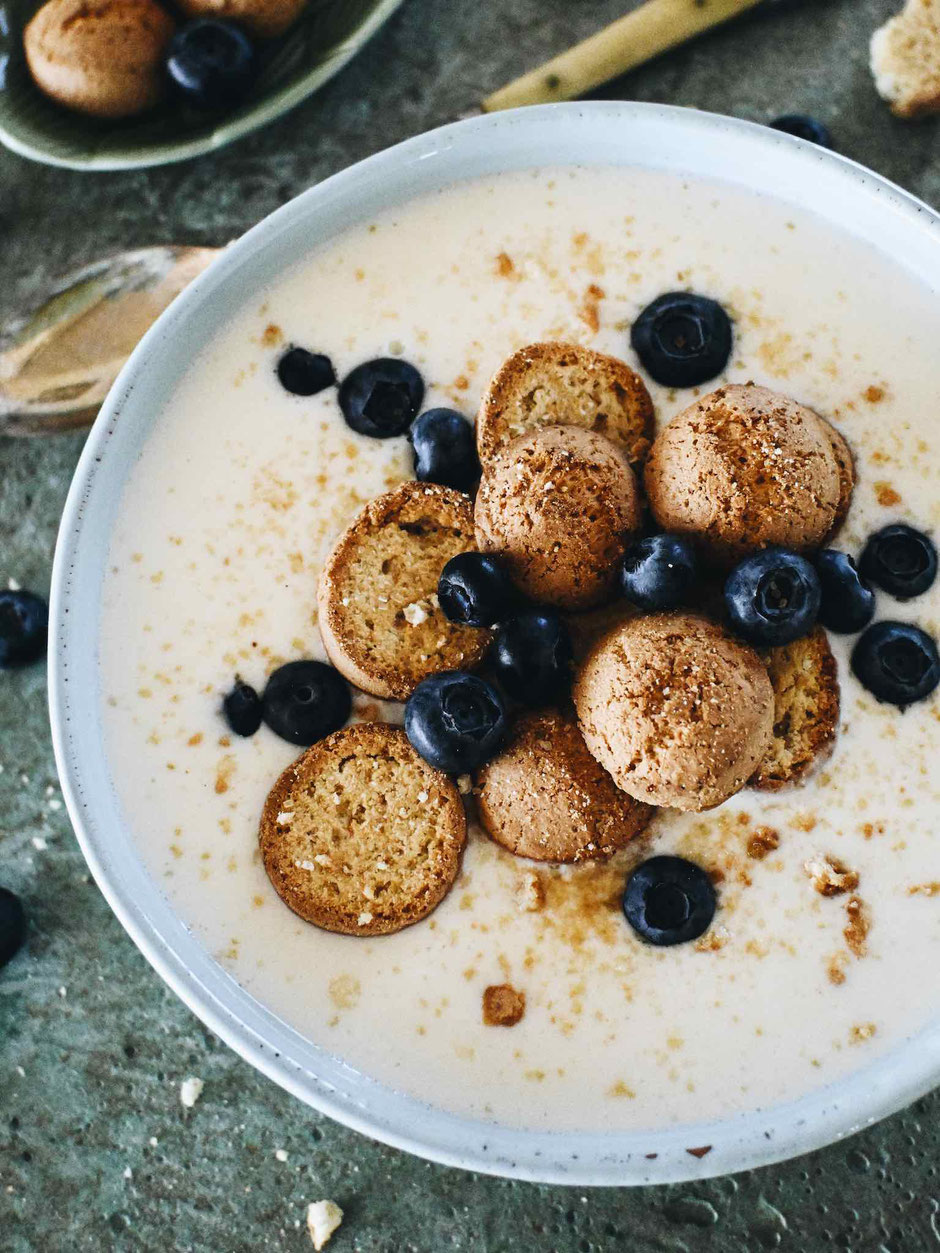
[816,415,856,539]
[474,425,643,610]
[644,383,848,564]
[175,0,306,37]
[260,724,466,936]
[476,342,654,466]
[752,627,840,791]
[574,613,775,812]
[24,0,175,119]
[871,0,940,118]
[476,709,654,863]
[317,482,491,701]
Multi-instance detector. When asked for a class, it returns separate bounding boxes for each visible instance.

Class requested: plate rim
[48,101,940,1185]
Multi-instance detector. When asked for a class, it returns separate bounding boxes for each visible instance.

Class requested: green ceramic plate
[0,0,403,170]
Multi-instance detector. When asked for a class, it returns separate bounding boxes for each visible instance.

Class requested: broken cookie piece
[483,983,526,1026]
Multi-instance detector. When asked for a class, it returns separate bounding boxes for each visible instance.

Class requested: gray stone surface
[3,0,940,1248]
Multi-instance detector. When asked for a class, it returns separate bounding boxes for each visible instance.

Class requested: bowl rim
[49,101,940,1186]
[0,0,404,171]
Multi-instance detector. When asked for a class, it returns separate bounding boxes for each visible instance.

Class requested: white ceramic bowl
[49,102,940,1186]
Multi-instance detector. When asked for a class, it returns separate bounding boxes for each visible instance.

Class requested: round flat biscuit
[317,481,491,701]
[260,723,466,936]
[476,342,654,466]
[476,708,654,862]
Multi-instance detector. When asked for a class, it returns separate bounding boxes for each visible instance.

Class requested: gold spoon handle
[0,245,218,436]
[482,0,765,112]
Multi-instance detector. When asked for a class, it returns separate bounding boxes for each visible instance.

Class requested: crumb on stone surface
[482,983,526,1027]
[180,1076,204,1109]
[306,1200,343,1250]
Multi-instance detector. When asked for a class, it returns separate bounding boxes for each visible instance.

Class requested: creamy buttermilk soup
[99,167,940,1133]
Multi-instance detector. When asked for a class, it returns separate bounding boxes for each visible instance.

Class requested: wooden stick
[482,0,765,112]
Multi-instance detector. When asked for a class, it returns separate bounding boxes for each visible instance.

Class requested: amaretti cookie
[574,612,774,812]
[817,415,856,539]
[24,0,175,119]
[260,724,466,936]
[475,709,654,863]
[476,342,654,466]
[474,425,643,610]
[871,0,940,118]
[644,383,851,564]
[752,627,840,791]
[175,0,306,37]
[318,482,491,701]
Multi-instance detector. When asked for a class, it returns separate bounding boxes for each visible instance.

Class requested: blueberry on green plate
[276,347,336,397]
[623,856,716,946]
[620,533,699,612]
[815,550,875,634]
[438,553,518,628]
[339,359,424,438]
[0,589,49,669]
[859,524,937,600]
[166,20,258,112]
[851,621,940,708]
[492,610,573,706]
[630,292,732,388]
[262,660,351,745]
[410,408,480,491]
[405,671,507,774]
[725,548,820,646]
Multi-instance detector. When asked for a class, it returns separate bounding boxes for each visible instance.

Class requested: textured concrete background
[3,0,940,1249]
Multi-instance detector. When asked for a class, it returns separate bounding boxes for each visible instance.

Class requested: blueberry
[276,347,336,397]
[338,358,424,438]
[620,533,698,611]
[725,548,821,646]
[851,621,940,707]
[630,292,732,388]
[405,671,507,773]
[166,20,257,112]
[0,887,26,969]
[410,408,481,490]
[222,680,262,737]
[859,524,937,600]
[438,553,518,628]
[622,856,716,947]
[0,589,48,669]
[492,610,573,706]
[262,660,351,746]
[815,550,875,634]
[769,114,833,148]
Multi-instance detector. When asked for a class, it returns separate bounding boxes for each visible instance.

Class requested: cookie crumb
[844,896,871,957]
[179,1076,204,1109]
[482,983,526,1026]
[908,882,940,897]
[804,855,859,897]
[827,953,848,985]
[517,872,545,913]
[495,251,516,279]
[746,827,779,860]
[850,1022,877,1044]
[874,480,902,507]
[306,1200,343,1251]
